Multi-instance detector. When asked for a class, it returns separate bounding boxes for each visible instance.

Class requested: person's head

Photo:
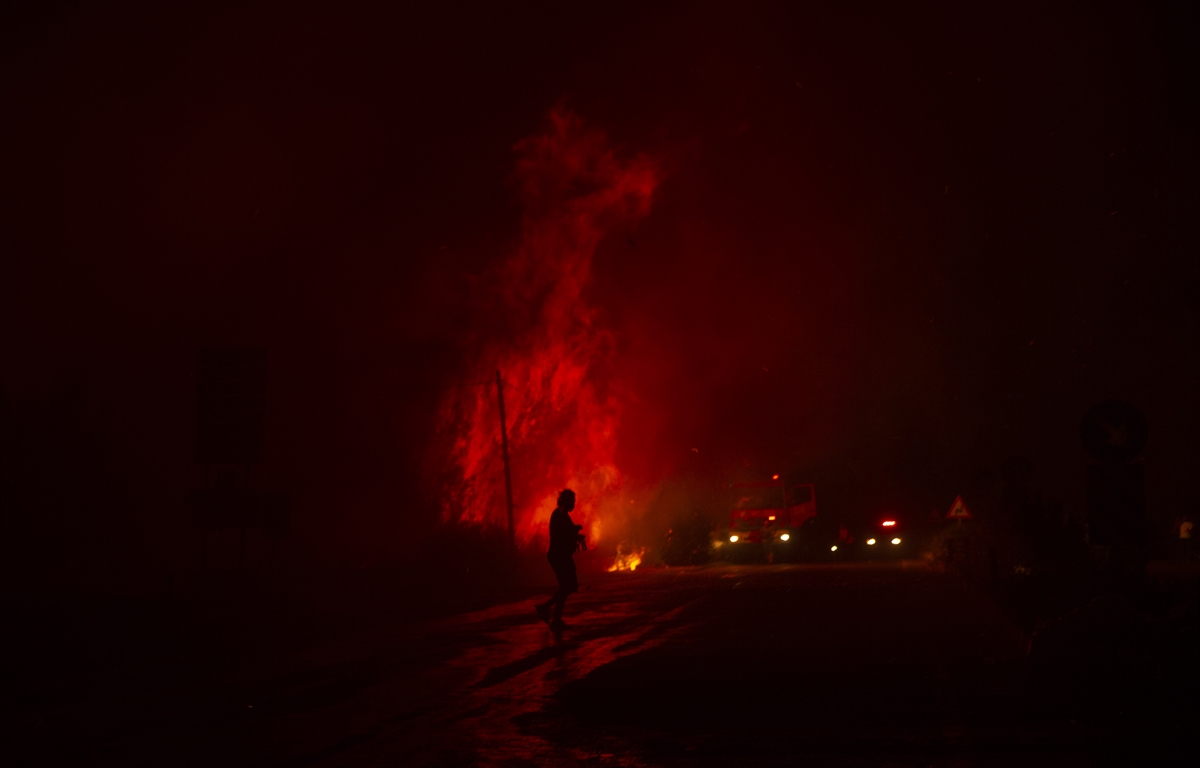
[558,488,576,512]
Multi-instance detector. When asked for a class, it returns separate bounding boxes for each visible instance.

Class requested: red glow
[436,109,660,545]
[771,474,780,480]
[882,520,896,527]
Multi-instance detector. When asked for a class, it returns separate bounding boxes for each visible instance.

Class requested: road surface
[12,561,1183,766]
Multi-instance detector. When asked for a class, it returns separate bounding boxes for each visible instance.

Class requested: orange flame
[436,109,660,544]
[608,543,645,572]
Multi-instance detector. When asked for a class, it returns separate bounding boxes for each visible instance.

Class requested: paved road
[210,562,1063,766]
[21,562,1169,766]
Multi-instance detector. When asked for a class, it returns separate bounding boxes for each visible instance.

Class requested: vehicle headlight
[830,545,838,552]
[891,537,901,545]
[867,538,876,545]
[779,533,790,541]
[729,535,739,543]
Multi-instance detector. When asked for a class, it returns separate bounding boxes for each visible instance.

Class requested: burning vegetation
[608,543,646,572]
[436,109,660,558]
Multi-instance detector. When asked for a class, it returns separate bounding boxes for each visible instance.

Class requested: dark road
[27,561,1164,767]
[11,561,1197,766]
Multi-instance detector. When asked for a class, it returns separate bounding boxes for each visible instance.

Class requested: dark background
[2,1,1198,595]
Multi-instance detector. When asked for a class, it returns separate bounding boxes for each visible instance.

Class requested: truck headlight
[830,545,838,552]
[779,533,790,541]
[729,535,739,543]
[891,537,901,545]
[867,538,876,545]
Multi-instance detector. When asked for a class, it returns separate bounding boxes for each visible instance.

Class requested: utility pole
[495,370,516,554]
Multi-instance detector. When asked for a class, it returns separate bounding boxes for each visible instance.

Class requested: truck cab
[715,479,817,562]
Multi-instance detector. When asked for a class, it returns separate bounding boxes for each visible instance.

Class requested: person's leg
[539,557,569,622]
[550,559,577,624]
[537,556,559,622]
[551,587,567,621]
[536,595,553,623]
[539,582,560,610]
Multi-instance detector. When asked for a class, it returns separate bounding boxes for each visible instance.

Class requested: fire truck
[714,478,818,562]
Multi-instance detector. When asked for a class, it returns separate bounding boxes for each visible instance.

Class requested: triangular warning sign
[946,495,972,520]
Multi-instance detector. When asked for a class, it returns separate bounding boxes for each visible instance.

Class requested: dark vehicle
[714,478,817,562]
[814,518,855,560]
[661,511,714,566]
[855,514,910,559]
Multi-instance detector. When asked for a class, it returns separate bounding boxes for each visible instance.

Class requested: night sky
[2,1,1197,590]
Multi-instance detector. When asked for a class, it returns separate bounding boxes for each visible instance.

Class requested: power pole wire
[496,370,517,556]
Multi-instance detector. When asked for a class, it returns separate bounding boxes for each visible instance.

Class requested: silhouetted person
[536,488,585,631]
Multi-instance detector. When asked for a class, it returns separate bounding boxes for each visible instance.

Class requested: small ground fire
[607,543,646,572]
